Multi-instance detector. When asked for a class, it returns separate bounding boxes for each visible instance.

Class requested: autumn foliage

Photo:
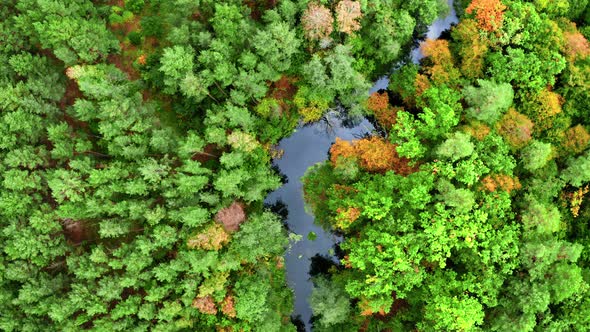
[302,3,334,41]
[420,39,460,84]
[534,89,563,121]
[564,31,590,60]
[221,295,237,318]
[367,91,389,112]
[453,19,488,78]
[496,109,534,148]
[330,137,415,175]
[336,0,362,34]
[465,0,507,32]
[563,186,589,218]
[193,295,217,315]
[525,89,564,131]
[187,224,230,251]
[367,92,399,129]
[421,39,453,64]
[562,125,590,154]
[335,206,362,229]
[481,174,522,193]
[463,121,491,141]
[215,201,246,232]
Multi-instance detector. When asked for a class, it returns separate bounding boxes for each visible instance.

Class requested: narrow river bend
[265,2,458,330]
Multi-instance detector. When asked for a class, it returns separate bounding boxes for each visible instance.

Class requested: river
[265,2,458,330]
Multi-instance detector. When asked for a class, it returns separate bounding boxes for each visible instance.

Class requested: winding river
[265,2,458,330]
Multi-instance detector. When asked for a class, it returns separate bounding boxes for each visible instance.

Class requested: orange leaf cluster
[330,138,356,167]
[336,0,362,34]
[367,92,399,130]
[420,39,460,84]
[275,256,285,269]
[354,137,398,173]
[375,106,401,131]
[465,0,507,32]
[330,137,415,174]
[359,297,388,316]
[481,174,522,193]
[221,295,237,318]
[343,255,352,268]
[215,201,246,233]
[302,3,334,40]
[463,121,491,141]
[421,39,453,64]
[496,109,534,148]
[187,224,230,251]
[562,125,590,154]
[193,295,217,315]
[367,92,389,112]
[414,74,430,98]
[137,54,147,65]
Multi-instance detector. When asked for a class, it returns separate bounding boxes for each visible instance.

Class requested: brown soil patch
[191,144,221,163]
[59,76,83,110]
[107,42,141,80]
[244,0,278,20]
[269,76,298,100]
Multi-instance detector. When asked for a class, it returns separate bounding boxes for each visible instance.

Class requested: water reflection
[265,113,374,331]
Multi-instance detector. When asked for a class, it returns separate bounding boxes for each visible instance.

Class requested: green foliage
[234,274,271,323]
[437,131,475,161]
[140,16,164,38]
[463,79,514,124]
[520,140,553,171]
[14,0,119,65]
[159,45,195,94]
[351,0,447,76]
[125,0,145,14]
[561,150,590,187]
[297,45,371,119]
[310,277,351,328]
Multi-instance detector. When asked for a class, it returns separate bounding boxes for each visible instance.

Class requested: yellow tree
[335,0,362,34]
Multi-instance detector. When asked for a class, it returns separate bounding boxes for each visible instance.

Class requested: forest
[0,0,588,331]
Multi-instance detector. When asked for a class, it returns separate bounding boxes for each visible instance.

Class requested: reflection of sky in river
[265,1,458,330]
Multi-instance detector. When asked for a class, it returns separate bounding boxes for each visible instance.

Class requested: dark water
[265,1,458,330]
[265,113,374,330]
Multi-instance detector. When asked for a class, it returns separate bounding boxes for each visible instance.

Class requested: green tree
[520,140,553,171]
[159,45,195,94]
[310,277,351,329]
[463,79,514,124]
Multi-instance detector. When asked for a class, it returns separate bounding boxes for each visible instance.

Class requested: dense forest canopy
[0,0,588,331]
[303,0,590,331]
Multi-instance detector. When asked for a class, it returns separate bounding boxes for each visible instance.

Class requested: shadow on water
[265,1,458,331]
[309,254,339,278]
